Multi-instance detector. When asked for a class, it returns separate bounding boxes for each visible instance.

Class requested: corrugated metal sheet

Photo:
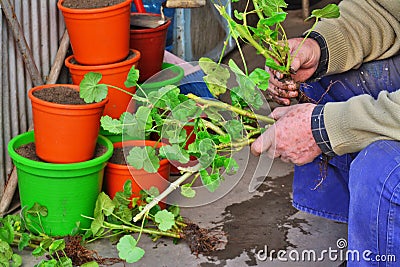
[0,0,66,196]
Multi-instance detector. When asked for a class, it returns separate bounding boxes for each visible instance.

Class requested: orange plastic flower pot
[28,84,108,163]
[58,0,132,65]
[130,13,171,83]
[104,140,170,209]
[65,49,141,119]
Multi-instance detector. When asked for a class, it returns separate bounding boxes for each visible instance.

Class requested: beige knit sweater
[312,0,400,155]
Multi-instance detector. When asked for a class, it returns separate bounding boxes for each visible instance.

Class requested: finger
[271,95,291,106]
[250,129,274,156]
[269,86,299,98]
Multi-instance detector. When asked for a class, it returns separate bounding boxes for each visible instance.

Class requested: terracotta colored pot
[58,0,132,65]
[130,13,171,82]
[104,140,170,208]
[28,84,108,163]
[65,49,141,119]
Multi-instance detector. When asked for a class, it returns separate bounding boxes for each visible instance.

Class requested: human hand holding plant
[267,38,322,105]
[251,103,322,165]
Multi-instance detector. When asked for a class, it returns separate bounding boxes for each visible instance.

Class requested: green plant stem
[187,94,275,124]
[200,118,226,136]
[102,222,180,239]
[133,164,201,222]
[289,19,319,70]
[106,84,149,104]
[252,0,264,20]
[217,138,256,150]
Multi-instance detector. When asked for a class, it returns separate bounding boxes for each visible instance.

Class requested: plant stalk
[133,164,201,222]
[187,94,275,124]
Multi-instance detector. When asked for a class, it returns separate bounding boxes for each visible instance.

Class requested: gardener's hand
[266,38,321,105]
[251,103,322,165]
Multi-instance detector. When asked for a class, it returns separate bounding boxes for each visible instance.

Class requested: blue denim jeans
[294,54,400,266]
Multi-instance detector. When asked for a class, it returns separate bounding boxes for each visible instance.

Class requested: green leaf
[258,12,287,26]
[199,57,230,97]
[11,253,22,267]
[233,10,243,20]
[48,239,65,255]
[117,235,145,263]
[0,220,14,244]
[198,138,217,169]
[159,144,190,164]
[265,58,287,73]
[124,65,140,88]
[94,192,115,217]
[18,233,30,251]
[218,134,231,144]
[79,72,108,103]
[154,210,175,231]
[32,246,47,257]
[224,120,244,140]
[0,239,13,261]
[200,170,221,192]
[224,158,239,175]
[81,261,99,267]
[27,203,48,217]
[310,4,340,20]
[127,146,160,173]
[249,68,270,91]
[172,99,202,122]
[167,205,181,217]
[100,116,123,134]
[181,184,196,198]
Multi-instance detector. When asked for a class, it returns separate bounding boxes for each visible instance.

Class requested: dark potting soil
[108,147,127,165]
[108,146,161,165]
[32,86,86,105]
[62,0,124,9]
[15,142,108,162]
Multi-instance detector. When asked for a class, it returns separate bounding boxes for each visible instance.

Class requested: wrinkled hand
[267,38,321,105]
[251,103,322,165]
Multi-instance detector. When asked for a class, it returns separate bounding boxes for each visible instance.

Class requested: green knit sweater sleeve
[313,0,400,75]
[315,0,400,155]
[324,90,400,155]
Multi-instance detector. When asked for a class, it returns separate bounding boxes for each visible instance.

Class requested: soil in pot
[16,142,108,162]
[62,0,124,10]
[32,86,86,105]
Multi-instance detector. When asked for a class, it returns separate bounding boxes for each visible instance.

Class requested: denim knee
[348,140,400,265]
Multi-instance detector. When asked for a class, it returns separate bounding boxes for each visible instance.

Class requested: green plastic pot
[8,131,113,236]
[140,62,184,91]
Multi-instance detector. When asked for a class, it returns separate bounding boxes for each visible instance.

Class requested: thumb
[290,56,302,73]
[270,106,293,120]
[251,128,274,156]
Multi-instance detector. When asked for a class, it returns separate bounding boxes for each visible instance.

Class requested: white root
[133,164,201,222]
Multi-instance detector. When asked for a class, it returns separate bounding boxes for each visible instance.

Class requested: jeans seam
[387,181,400,265]
[377,163,400,259]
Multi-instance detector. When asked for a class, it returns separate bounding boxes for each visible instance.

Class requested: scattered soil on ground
[32,86,86,105]
[15,142,107,162]
[62,0,124,9]
[59,236,123,266]
[182,222,222,257]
